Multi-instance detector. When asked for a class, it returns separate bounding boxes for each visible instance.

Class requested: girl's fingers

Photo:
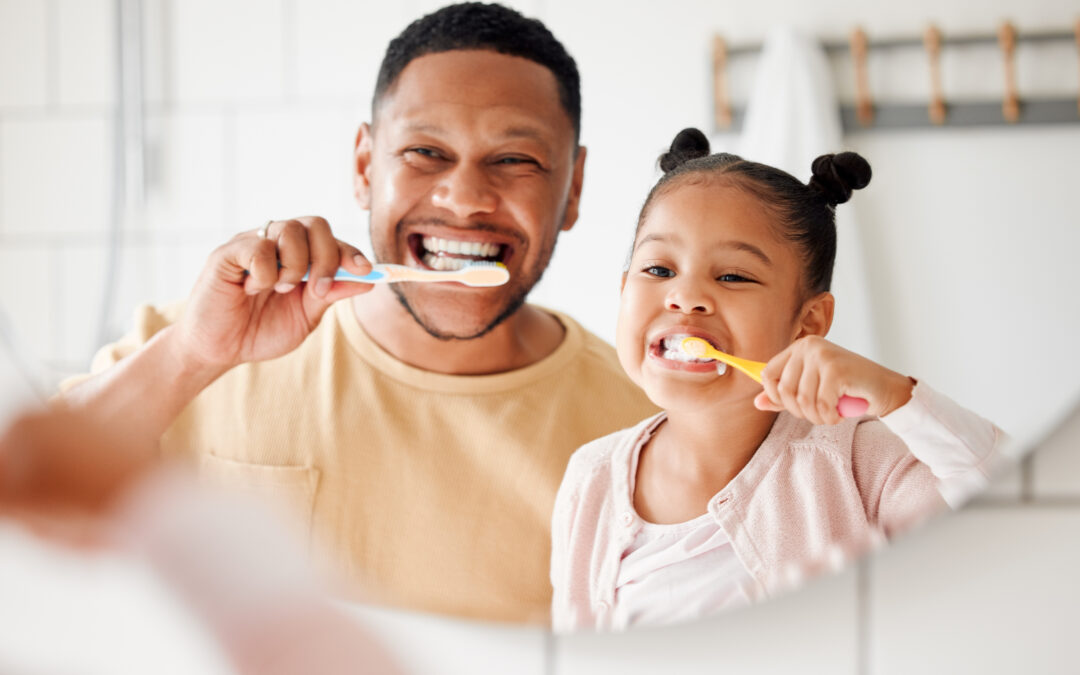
[753,391,783,412]
[774,353,805,418]
[796,365,824,424]
[816,370,843,425]
[759,347,792,411]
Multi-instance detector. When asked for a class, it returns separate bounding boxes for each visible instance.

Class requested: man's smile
[406,229,518,272]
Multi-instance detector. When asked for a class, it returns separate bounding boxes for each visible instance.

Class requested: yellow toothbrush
[680,337,869,417]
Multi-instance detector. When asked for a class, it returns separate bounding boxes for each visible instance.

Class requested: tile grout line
[856,559,871,675]
[1020,452,1036,502]
[282,0,298,102]
[543,629,557,675]
[47,0,60,108]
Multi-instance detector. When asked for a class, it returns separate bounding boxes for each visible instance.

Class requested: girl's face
[616,179,830,413]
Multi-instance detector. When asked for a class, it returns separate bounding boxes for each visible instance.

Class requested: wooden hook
[712,35,732,130]
[850,27,874,127]
[923,24,946,125]
[1075,18,1080,118]
[998,21,1020,123]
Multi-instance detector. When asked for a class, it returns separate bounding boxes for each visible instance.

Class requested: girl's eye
[644,265,675,278]
[718,273,752,283]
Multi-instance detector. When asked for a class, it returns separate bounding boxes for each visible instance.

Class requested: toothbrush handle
[299,265,389,283]
[837,395,869,418]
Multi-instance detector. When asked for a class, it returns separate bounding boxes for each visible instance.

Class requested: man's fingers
[303,217,340,299]
[244,237,280,295]
[274,220,311,292]
[339,242,373,277]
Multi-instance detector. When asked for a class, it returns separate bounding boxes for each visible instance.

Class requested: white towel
[736,26,879,361]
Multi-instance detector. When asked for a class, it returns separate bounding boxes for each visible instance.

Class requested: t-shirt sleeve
[58,303,183,393]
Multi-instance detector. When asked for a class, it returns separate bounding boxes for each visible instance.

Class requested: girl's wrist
[878,372,915,417]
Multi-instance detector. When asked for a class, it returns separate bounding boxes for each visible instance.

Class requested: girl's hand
[753,336,914,425]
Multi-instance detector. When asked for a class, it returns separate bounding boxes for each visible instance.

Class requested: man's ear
[795,291,834,339]
[353,123,374,210]
[559,146,587,232]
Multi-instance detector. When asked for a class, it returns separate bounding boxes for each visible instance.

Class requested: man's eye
[495,156,538,166]
[645,266,675,278]
[407,147,441,159]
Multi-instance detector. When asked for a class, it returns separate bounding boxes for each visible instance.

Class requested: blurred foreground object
[0,407,402,674]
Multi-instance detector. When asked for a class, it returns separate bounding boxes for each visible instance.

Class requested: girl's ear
[795,291,834,339]
[620,271,628,292]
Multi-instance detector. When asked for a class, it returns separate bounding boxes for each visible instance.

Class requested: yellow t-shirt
[85,301,658,624]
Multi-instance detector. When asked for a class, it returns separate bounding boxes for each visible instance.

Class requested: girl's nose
[665,282,714,314]
[431,163,499,219]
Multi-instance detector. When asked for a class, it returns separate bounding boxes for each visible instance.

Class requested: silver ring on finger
[257,220,273,239]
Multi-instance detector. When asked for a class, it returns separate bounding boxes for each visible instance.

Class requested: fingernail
[274,282,296,294]
[314,277,332,298]
[353,254,370,271]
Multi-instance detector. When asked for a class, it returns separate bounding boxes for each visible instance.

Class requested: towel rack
[713,22,1080,132]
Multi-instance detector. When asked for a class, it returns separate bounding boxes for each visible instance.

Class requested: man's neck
[351,287,566,375]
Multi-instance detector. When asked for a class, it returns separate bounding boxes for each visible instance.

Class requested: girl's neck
[660,402,778,483]
[633,399,778,524]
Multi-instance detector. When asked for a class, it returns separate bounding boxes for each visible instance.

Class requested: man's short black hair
[374,2,581,144]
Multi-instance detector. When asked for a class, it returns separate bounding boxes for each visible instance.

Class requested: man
[62,3,656,623]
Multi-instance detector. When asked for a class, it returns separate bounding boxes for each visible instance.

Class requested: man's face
[354,50,585,340]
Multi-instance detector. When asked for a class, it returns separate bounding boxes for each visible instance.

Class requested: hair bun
[659,128,710,173]
[809,152,872,206]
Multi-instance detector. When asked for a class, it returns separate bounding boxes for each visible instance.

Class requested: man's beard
[395,227,557,340]
[390,282,531,341]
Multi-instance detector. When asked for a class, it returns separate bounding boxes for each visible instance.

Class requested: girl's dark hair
[638,127,871,296]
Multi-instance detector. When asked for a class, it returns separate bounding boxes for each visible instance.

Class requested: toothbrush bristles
[681,337,709,358]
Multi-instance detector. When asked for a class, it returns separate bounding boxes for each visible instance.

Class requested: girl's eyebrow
[719,240,773,266]
[636,232,678,247]
[636,233,772,267]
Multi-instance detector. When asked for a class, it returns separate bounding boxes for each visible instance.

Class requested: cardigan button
[596,600,609,613]
[621,511,634,527]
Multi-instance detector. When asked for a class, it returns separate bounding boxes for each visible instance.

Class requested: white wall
[2,0,1079,672]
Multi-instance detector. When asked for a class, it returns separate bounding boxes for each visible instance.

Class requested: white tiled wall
[2,1,1079,673]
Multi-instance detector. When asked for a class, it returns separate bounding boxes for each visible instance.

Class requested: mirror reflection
[5,0,1074,642]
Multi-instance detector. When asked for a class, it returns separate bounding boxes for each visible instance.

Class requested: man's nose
[665,280,715,315]
[431,163,499,219]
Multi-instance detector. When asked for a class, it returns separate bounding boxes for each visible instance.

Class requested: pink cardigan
[550,382,1003,632]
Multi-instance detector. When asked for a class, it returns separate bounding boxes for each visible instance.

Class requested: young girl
[550,128,1002,632]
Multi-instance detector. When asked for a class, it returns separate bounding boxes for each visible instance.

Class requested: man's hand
[172,216,374,371]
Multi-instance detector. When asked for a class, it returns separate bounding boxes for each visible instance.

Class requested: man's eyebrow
[403,122,445,135]
[501,125,549,143]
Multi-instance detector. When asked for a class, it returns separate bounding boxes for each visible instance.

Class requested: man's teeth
[421,236,502,259]
[423,254,469,271]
